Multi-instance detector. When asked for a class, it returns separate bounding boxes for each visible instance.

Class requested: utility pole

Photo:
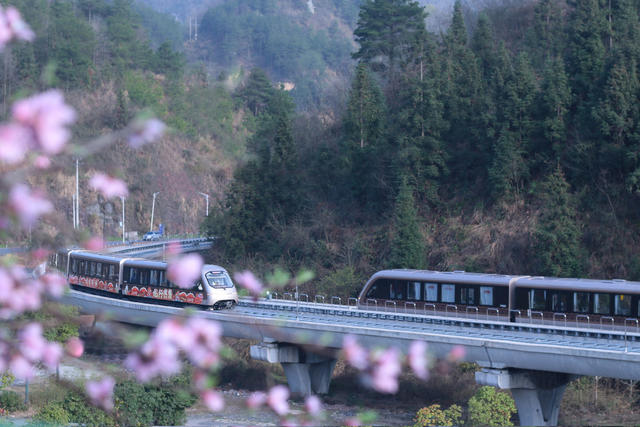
[72,194,76,229]
[198,192,209,216]
[150,192,160,232]
[194,15,198,41]
[75,158,80,229]
[120,196,125,243]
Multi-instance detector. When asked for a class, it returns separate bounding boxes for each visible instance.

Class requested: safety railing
[331,296,342,305]
[466,306,479,320]
[446,305,457,317]
[385,300,397,312]
[366,299,378,311]
[600,316,614,330]
[283,292,293,301]
[553,313,567,327]
[405,301,417,314]
[576,314,590,328]
[486,307,499,321]
[625,318,639,332]
[271,292,279,300]
[530,311,544,324]
[299,293,309,302]
[424,303,436,316]
[509,310,521,322]
[315,295,325,304]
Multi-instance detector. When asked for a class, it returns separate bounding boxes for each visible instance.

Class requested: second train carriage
[357,269,640,327]
[60,250,238,309]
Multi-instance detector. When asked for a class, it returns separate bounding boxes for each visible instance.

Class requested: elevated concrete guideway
[62,290,640,426]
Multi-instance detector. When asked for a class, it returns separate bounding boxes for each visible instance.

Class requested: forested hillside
[4,0,640,298]
[205,0,640,298]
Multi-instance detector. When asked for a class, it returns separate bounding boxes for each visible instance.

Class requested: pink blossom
[41,272,67,297]
[9,355,33,380]
[86,376,115,411]
[247,391,267,409]
[0,7,11,46]
[66,337,84,358]
[267,385,289,416]
[0,123,31,164]
[344,417,362,426]
[125,335,181,382]
[342,335,368,371]
[18,323,46,361]
[201,390,225,412]
[184,318,221,368]
[5,7,34,41]
[167,254,203,289]
[370,347,401,394]
[165,241,182,256]
[12,90,76,154]
[155,318,192,350]
[304,395,322,416]
[41,342,62,370]
[0,268,14,303]
[448,345,466,362]
[408,340,429,380]
[89,172,128,199]
[83,236,105,251]
[33,155,50,169]
[128,117,166,148]
[9,184,53,227]
[233,271,263,296]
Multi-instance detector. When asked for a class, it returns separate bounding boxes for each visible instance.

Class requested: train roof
[68,250,124,263]
[367,269,518,286]
[515,276,640,294]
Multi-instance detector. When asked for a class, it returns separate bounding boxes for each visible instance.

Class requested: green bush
[62,392,116,427]
[0,391,26,413]
[32,402,70,425]
[0,373,14,389]
[468,386,517,426]
[413,403,462,427]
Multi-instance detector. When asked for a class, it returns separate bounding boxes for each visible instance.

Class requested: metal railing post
[331,296,342,305]
[385,300,397,312]
[299,293,309,302]
[553,313,567,327]
[446,305,457,317]
[466,306,479,320]
[366,298,378,311]
[576,314,590,328]
[348,297,358,308]
[487,307,499,321]
[600,316,615,330]
[530,311,543,324]
[405,301,417,314]
[424,303,436,316]
[315,295,325,304]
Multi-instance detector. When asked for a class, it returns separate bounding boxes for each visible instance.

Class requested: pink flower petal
[267,385,289,416]
[0,123,32,164]
[83,236,105,251]
[167,254,203,289]
[342,335,368,371]
[5,7,34,41]
[86,377,115,411]
[408,340,429,380]
[66,337,84,358]
[128,118,166,148]
[89,172,128,199]
[247,391,267,409]
[304,395,322,416]
[9,184,53,227]
[202,390,224,412]
[233,271,263,296]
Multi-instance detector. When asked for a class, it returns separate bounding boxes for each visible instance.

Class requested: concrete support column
[250,341,337,396]
[475,368,578,426]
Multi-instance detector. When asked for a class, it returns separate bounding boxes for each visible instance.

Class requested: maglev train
[357,269,640,327]
[49,249,238,309]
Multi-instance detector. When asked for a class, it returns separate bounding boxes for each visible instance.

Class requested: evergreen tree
[237,68,275,116]
[352,0,427,91]
[533,165,585,277]
[345,63,385,149]
[536,57,571,162]
[388,178,424,269]
[153,42,184,80]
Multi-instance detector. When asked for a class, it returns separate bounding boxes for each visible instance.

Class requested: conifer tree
[388,178,424,269]
[533,165,585,277]
[537,57,571,161]
[345,63,385,150]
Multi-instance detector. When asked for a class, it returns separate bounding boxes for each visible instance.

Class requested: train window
[390,281,406,300]
[159,270,166,286]
[139,269,150,286]
[128,268,139,284]
[614,294,631,316]
[480,286,493,306]
[71,259,77,274]
[84,261,90,275]
[108,265,117,281]
[205,271,233,288]
[424,283,438,302]
[441,284,455,303]
[90,262,96,276]
[96,263,103,277]
[149,270,159,286]
[366,279,391,299]
[573,292,590,313]
[78,261,85,275]
[459,287,476,305]
[551,291,570,312]
[594,293,611,314]
[407,282,421,301]
[529,289,547,310]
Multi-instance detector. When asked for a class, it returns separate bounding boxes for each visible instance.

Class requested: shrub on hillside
[0,391,26,413]
[468,386,516,426]
[413,403,462,427]
[32,402,70,425]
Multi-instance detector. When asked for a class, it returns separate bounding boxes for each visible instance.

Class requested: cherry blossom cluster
[247,385,325,426]
[124,316,224,410]
[0,266,66,319]
[343,335,441,394]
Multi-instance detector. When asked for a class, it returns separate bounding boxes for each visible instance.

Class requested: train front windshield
[205,271,234,288]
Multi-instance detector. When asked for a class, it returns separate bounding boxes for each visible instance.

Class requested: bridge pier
[475,368,578,426]
[250,341,337,396]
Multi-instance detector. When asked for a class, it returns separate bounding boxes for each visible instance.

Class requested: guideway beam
[250,342,337,396]
[475,368,578,426]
